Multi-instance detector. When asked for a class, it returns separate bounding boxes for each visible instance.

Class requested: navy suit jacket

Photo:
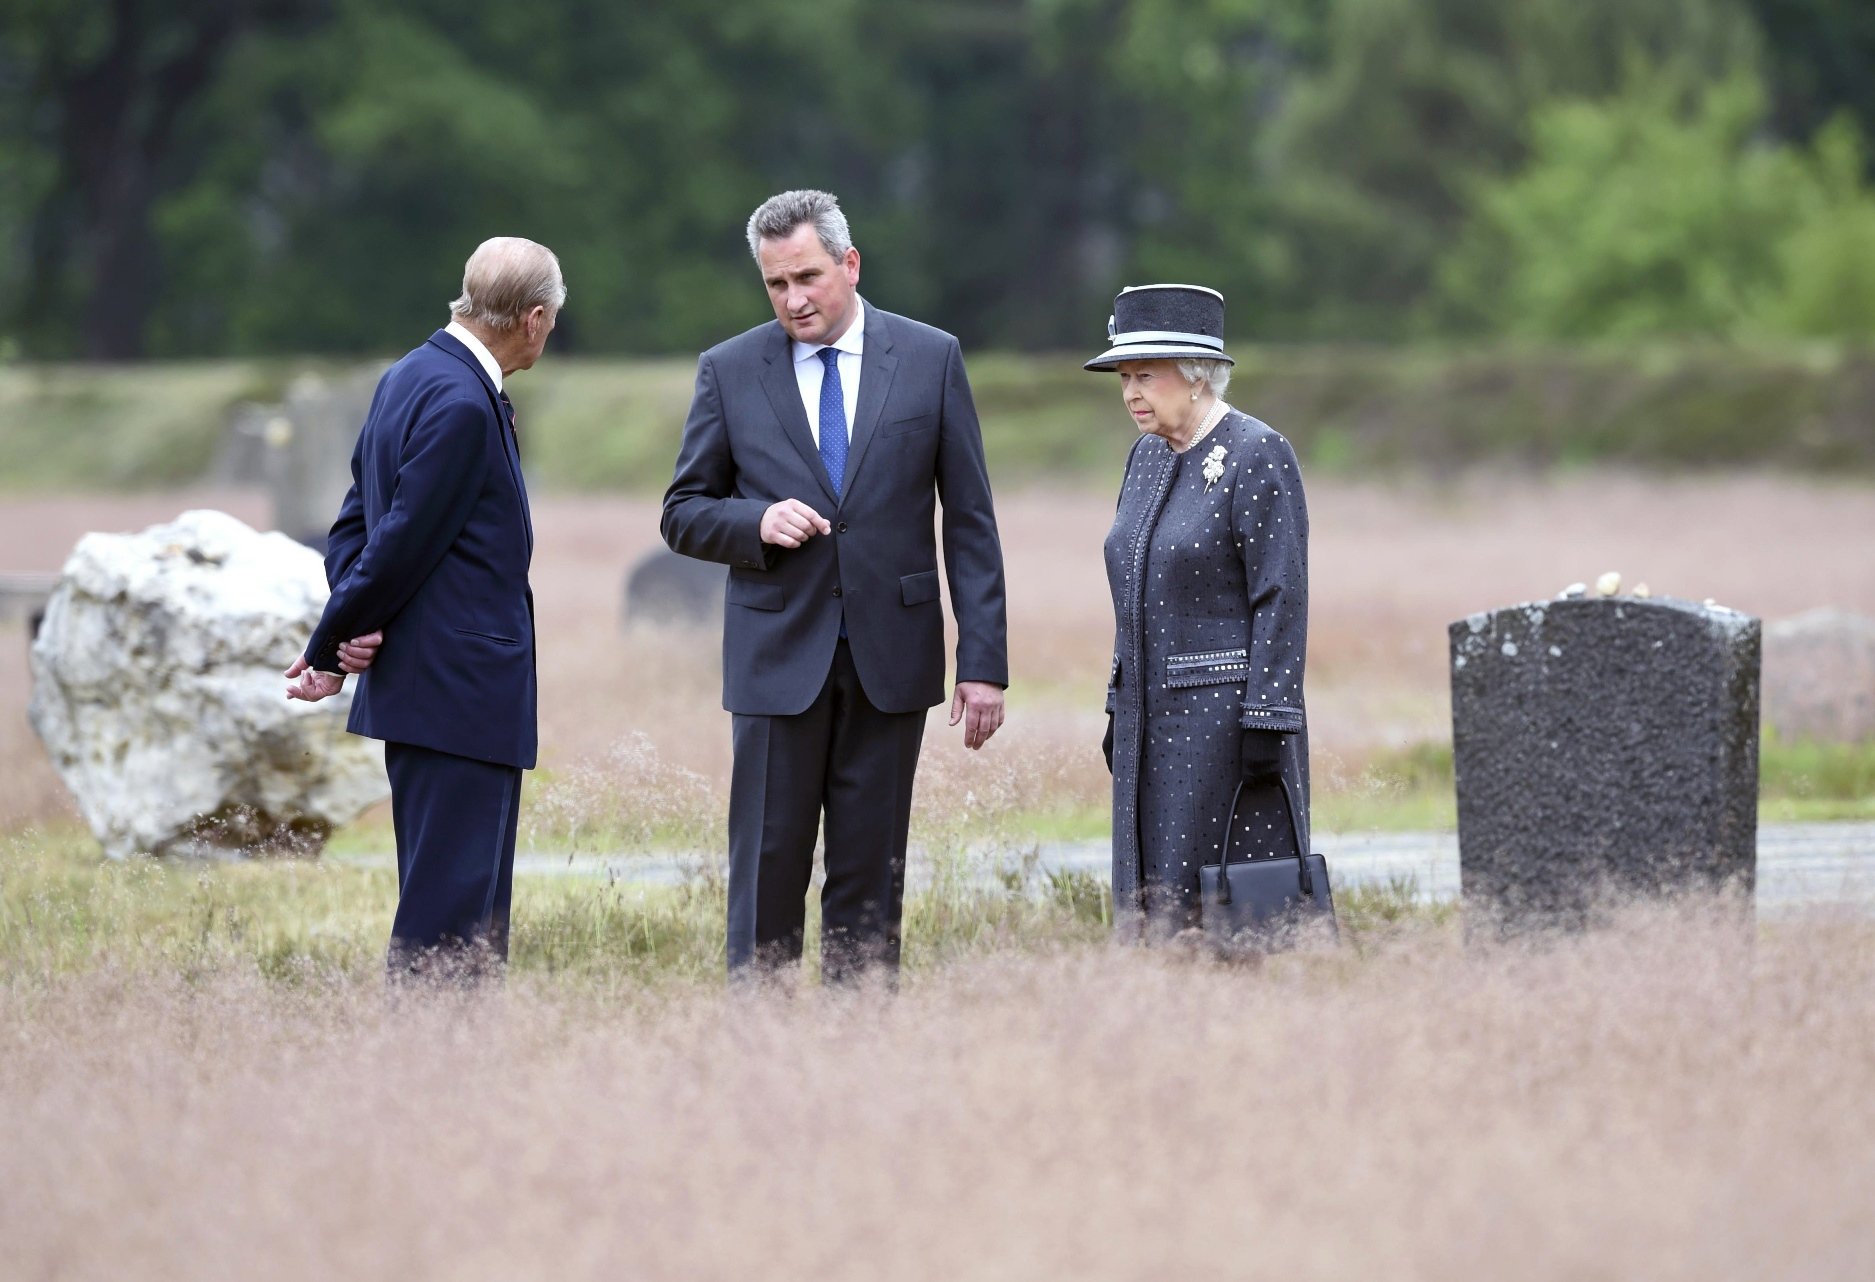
[661,301,1008,716]
[302,329,538,769]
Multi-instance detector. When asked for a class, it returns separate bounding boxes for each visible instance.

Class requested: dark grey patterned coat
[1103,410,1310,938]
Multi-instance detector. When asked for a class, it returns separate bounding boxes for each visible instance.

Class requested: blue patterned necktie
[817,347,847,499]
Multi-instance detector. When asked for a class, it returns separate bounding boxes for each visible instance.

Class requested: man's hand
[284,656,345,703]
[760,498,832,548]
[950,680,1006,751]
[337,630,383,675]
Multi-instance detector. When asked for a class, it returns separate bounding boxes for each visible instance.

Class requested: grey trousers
[726,639,925,980]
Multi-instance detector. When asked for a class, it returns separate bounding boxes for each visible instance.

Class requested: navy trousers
[728,639,925,980]
[383,740,522,977]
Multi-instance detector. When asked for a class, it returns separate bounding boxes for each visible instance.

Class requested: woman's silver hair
[1177,357,1232,399]
[448,237,566,331]
[746,189,854,262]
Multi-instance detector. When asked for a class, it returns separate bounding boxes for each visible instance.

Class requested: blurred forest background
[8,0,1875,363]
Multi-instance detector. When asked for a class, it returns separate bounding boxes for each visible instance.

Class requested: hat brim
[1083,342,1235,372]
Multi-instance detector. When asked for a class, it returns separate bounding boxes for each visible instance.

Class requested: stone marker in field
[214,371,381,551]
[621,547,725,628]
[267,372,380,553]
[1762,609,1875,744]
[1449,593,1761,932]
[28,510,388,859]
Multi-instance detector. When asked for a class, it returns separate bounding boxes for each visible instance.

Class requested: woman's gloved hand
[1240,728,1284,783]
[1102,714,1115,773]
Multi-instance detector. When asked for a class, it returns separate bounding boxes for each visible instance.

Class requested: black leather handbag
[1197,774,1337,950]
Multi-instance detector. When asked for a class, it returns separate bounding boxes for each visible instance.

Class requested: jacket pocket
[883,412,937,437]
[900,570,940,606]
[1164,646,1249,688]
[726,576,784,611]
[453,626,520,646]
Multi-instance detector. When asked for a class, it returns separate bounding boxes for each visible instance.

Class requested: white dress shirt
[445,319,504,391]
[791,298,865,446]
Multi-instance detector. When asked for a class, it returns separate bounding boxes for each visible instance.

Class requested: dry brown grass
[3,902,1872,1279]
[3,475,1872,832]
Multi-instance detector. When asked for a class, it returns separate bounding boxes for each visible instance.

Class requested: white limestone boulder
[28,510,387,859]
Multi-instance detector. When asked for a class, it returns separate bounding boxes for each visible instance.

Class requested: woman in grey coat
[1089,285,1309,939]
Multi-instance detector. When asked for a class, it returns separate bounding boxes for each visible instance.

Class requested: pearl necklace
[1174,400,1231,453]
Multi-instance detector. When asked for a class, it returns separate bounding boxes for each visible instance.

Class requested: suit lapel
[759,325,838,504]
[839,301,898,497]
[499,402,534,556]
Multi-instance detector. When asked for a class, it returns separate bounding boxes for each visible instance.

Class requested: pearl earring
[1190,390,1199,401]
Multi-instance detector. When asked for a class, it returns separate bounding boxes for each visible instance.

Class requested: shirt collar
[445,320,504,391]
[792,297,866,365]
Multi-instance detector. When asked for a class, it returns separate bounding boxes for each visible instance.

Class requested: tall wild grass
[2,895,1870,1279]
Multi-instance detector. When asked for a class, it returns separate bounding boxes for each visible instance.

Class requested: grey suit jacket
[661,301,1009,716]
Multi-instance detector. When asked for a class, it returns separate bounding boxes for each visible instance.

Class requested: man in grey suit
[662,189,1009,982]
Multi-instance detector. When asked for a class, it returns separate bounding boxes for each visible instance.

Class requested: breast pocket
[883,412,937,437]
[1163,647,1250,688]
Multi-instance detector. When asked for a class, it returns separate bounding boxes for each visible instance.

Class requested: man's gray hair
[746,189,854,262]
[448,237,566,331]
[1177,358,1232,399]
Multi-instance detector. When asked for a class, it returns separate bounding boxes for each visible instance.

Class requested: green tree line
[4,0,1875,359]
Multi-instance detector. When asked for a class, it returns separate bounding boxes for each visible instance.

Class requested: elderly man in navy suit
[286,236,562,978]
[663,189,1009,982]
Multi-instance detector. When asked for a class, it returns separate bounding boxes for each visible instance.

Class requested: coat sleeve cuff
[1239,703,1304,732]
[726,498,775,571]
[304,635,343,675]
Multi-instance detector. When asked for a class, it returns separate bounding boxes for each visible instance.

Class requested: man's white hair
[745,189,854,262]
[1177,357,1232,399]
[448,237,566,331]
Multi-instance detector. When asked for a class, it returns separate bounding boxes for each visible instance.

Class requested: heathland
[7,344,1875,495]
[4,350,1873,1279]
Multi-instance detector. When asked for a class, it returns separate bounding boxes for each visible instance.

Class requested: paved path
[333,823,1875,915]
[1009,824,1875,912]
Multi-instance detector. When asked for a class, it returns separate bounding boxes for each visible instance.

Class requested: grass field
[6,477,1874,838]
[7,341,1875,496]
[3,891,1871,1280]
[1,465,1871,1277]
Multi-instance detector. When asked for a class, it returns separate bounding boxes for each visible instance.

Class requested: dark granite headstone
[622,548,725,627]
[1449,595,1761,932]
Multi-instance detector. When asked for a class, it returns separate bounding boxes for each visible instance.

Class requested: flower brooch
[1201,443,1228,491]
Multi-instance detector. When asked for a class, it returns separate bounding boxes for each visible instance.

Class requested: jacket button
[832,586,843,597]
[836,522,848,534]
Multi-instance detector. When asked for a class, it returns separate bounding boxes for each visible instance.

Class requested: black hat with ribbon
[1083,283,1233,372]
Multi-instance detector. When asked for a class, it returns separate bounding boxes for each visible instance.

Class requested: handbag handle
[1211,772,1312,905]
